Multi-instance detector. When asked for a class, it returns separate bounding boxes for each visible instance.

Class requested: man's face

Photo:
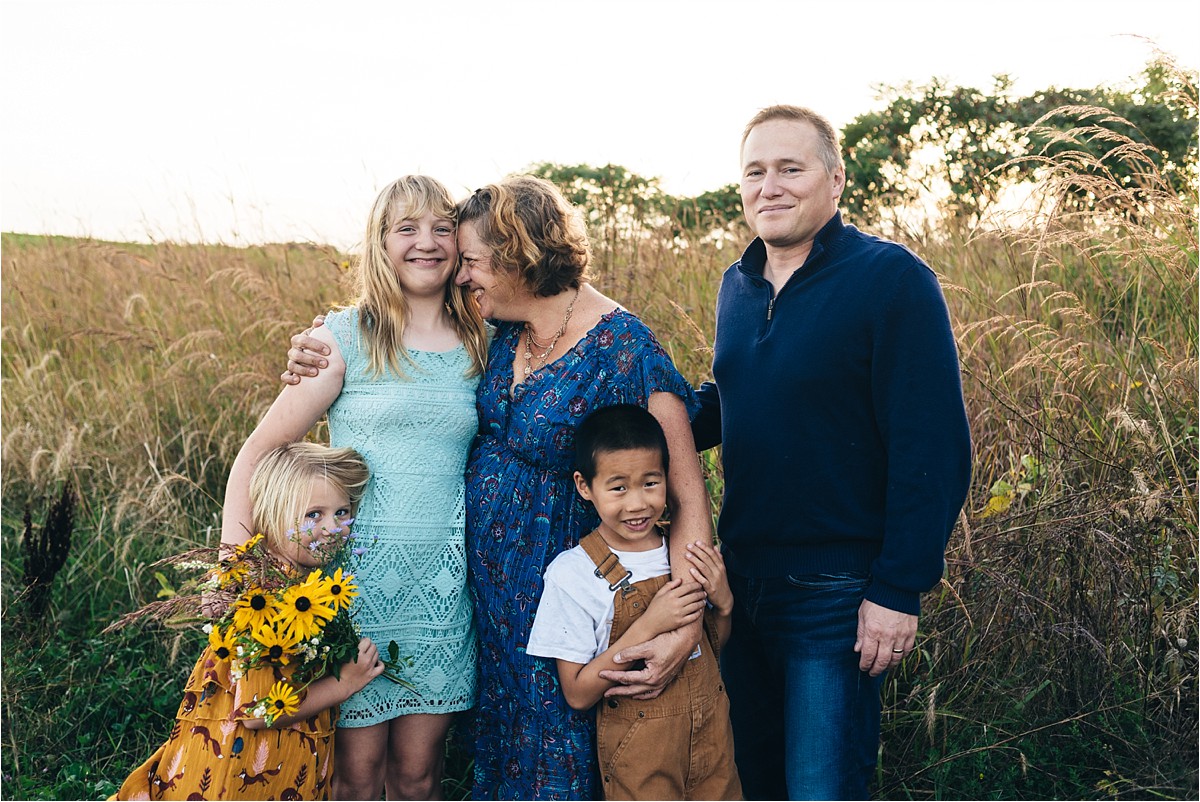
[740,119,844,253]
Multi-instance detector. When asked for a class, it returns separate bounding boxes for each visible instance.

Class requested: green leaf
[989,480,1014,498]
[153,571,176,599]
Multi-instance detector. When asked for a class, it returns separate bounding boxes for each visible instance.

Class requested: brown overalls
[580,530,742,801]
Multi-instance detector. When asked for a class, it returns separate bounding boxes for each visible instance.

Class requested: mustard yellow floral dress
[112,646,335,800]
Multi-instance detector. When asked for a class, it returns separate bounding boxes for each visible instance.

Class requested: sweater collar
[738,210,845,278]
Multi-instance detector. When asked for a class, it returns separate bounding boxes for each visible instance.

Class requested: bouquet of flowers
[105,520,410,726]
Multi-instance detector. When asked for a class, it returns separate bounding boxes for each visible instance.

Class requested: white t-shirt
[527,537,671,665]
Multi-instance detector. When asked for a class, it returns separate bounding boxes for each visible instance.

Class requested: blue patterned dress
[465,309,697,800]
[324,308,479,726]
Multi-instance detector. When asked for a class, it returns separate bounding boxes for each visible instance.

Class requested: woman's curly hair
[457,175,591,297]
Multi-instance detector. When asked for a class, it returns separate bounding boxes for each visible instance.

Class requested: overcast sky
[2,0,1196,248]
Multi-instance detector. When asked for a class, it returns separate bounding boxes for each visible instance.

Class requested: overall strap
[704,608,722,663]
[579,530,635,597]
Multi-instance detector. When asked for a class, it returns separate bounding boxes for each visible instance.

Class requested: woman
[288,176,709,800]
[229,175,488,800]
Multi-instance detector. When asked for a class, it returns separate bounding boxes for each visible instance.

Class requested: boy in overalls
[527,404,742,800]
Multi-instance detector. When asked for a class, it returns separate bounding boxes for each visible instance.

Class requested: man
[687,105,972,799]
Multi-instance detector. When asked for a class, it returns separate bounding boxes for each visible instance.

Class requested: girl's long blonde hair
[355,175,488,378]
[249,442,371,556]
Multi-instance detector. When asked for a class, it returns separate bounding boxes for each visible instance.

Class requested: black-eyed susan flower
[275,571,336,640]
[213,559,250,589]
[235,533,265,556]
[208,624,237,662]
[320,568,358,613]
[252,623,301,666]
[232,587,279,633]
[263,680,300,725]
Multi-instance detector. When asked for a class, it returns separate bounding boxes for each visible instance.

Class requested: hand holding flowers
[242,636,385,730]
[106,519,412,727]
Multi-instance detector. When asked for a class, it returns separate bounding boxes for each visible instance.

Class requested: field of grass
[2,111,1197,799]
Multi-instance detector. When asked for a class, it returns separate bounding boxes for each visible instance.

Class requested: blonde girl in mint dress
[220,175,488,799]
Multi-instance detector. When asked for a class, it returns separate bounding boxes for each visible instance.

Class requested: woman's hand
[596,621,701,700]
[281,315,331,385]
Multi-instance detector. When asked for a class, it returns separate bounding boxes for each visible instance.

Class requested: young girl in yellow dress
[112,443,386,801]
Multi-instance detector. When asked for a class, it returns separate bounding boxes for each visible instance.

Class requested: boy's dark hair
[573,404,670,482]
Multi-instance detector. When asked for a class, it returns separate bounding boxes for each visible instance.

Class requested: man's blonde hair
[742,105,844,175]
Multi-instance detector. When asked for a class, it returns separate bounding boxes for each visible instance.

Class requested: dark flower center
[295,597,311,612]
[215,647,230,659]
[268,645,283,659]
[330,585,342,595]
[251,595,267,611]
[273,699,285,710]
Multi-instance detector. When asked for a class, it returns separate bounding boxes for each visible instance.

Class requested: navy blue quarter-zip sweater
[693,213,972,615]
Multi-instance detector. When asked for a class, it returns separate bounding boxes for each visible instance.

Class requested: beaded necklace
[522,286,581,377]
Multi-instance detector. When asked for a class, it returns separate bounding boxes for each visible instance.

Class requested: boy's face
[574,447,667,552]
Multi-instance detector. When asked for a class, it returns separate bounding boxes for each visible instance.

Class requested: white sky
[1,0,1197,248]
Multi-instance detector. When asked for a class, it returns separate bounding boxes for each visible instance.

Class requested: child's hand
[339,637,386,698]
[685,540,733,616]
[641,578,707,636]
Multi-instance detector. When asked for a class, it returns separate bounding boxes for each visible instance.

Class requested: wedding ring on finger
[891,648,905,654]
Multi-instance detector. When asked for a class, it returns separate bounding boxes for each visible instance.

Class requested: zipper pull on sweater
[767,295,776,320]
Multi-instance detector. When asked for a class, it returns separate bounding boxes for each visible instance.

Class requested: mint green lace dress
[325,308,478,726]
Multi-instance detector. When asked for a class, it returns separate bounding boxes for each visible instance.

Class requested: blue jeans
[721,570,883,801]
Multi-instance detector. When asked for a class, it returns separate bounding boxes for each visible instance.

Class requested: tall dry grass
[872,104,1198,797]
[1,237,361,796]
[2,238,353,553]
[2,96,1197,797]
